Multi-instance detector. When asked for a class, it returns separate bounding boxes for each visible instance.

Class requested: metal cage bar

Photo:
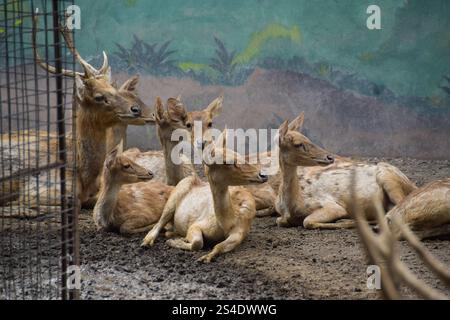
[0,0,78,300]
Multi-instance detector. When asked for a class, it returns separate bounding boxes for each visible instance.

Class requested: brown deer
[126,96,277,218]
[274,113,416,228]
[29,15,154,206]
[93,143,173,235]
[353,179,450,299]
[141,126,327,262]
[385,178,450,240]
[122,95,224,185]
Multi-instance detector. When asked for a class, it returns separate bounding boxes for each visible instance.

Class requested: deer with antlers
[27,14,154,206]
[93,142,173,235]
[274,112,416,229]
[353,172,450,299]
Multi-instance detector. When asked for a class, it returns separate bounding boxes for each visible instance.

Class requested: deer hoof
[197,254,214,263]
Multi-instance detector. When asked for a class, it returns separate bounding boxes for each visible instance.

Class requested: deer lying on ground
[353,178,450,299]
[120,95,224,184]
[127,96,278,218]
[93,142,173,235]
[385,178,450,240]
[141,124,330,262]
[8,16,154,208]
[274,113,416,229]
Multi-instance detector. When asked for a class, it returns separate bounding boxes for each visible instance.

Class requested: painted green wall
[74,0,450,99]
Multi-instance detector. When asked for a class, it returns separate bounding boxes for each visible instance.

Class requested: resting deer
[121,95,223,185]
[141,129,269,262]
[127,96,277,218]
[93,143,173,235]
[385,178,450,240]
[28,15,153,206]
[275,113,416,228]
[353,178,450,299]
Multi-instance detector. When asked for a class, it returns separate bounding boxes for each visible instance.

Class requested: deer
[119,95,224,185]
[140,128,268,262]
[274,112,417,229]
[93,142,173,235]
[385,178,450,240]
[141,125,329,263]
[26,14,154,207]
[133,96,279,218]
[353,175,450,299]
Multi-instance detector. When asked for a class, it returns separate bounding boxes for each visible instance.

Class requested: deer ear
[154,97,165,122]
[205,95,223,119]
[215,127,227,150]
[116,139,124,154]
[119,75,139,92]
[278,120,289,141]
[105,145,120,169]
[288,112,305,132]
[103,66,112,83]
[167,98,187,123]
[203,142,216,166]
[74,74,85,101]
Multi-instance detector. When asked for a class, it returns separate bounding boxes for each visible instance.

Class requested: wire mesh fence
[0,0,79,300]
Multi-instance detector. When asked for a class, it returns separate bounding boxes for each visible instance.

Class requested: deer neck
[106,123,128,152]
[76,102,110,197]
[93,174,121,229]
[279,156,304,210]
[160,136,189,186]
[207,176,234,231]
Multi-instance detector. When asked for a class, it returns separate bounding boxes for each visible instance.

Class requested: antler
[32,9,109,78]
[59,13,109,76]
[351,168,449,300]
[32,10,82,77]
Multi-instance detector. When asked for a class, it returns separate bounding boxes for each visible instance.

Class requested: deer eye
[94,94,105,102]
[123,164,131,169]
[295,143,305,150]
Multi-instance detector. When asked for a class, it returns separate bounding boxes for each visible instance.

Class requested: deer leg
[303,204,350,229]
[120,219,156,235]
[141,203,176,247]
[256,206,276,217]
[164,230,177,239]
[197,231,245,263]
[166,225,204,251]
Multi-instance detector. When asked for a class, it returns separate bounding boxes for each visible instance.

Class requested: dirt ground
[77,157,450,300]
[2,158,450,300]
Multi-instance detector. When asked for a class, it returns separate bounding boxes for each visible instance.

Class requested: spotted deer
[385,178,450,240]
[13,15,155,207]
[93,142,173,235]
[141,129,268,262]
[275,113,416,229]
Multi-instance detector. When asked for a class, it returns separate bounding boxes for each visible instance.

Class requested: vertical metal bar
[50,0,68,301]
[67,0,80,298]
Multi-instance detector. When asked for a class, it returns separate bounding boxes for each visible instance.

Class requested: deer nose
[326,155,334,163]
[130,105,141,116]
[258,173,268,182]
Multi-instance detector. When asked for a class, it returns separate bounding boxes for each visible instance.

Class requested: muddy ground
[2,158,450,299]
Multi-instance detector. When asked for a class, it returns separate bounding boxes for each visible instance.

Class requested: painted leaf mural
[73,0,450,159]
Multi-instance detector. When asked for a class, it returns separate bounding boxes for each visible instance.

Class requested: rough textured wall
[72,0,450,159]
